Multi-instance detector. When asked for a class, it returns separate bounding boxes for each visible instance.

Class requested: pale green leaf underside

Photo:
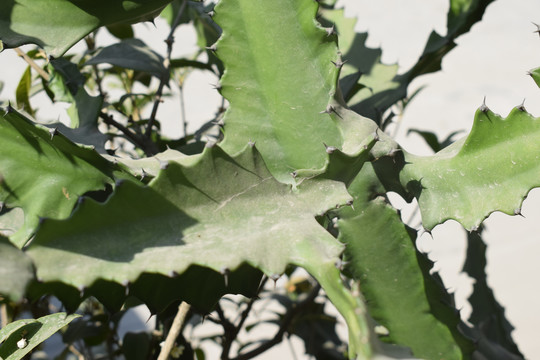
[26,145,349,287]
[0,108,119,247]
[0,0,171,57]
[0,313,79,360]
[216,0,342,183]
[401,106,540,230]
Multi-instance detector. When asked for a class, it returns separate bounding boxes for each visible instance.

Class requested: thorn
[335,258,349,270]
[331,59,346,69]
[220,267,230,287]
[78,285,86,297]
[514,208,525,218]
[207,10,215,17]
[157,159,168,170]
[140,168,147,181]
[164,37,174,47]
[6,102,14,114]
[324,143,336,154]
[319,104,335,115]
[205,140,216,148]
[518,98,527,112]
[48,127,58,140]
[168,270,178,278]
[290,171,298,179]
[77,197,85,206]
[533,22,540,36]
[211,83,222,91]
[115,179,125,187]
[206,44,217,52]
[248,139,256,147]
[373,129,380,142]
[346,199,354,210]
[270,273,280,288]
[325,25,336,37]
[469,225,479,233]
[480,96,489,113]
[121,280,130,296]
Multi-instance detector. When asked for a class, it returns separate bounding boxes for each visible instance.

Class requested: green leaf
[337,162,474,359]
[15,67,35,117]
[407,129,464,153]
[45,58,107,151]
[26,144,349,304]
[85,39,168,79]
[170,58,214,72]
[320,0,494,125]
[106,24,134,40]
[0,313,79,360]
[162,1,223,74]
[122,332,150,360]
[0,236,34,301]
[400,105,540,230]
[0,0,173,57]
[216,0,342,183]
[0,107,120,247]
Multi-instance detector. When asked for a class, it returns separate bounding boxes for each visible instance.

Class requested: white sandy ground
[2,0,540,358]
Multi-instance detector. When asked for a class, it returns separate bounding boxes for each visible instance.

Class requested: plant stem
[145,0,188,138]
[14,48,50,81]
[157,301,191,360]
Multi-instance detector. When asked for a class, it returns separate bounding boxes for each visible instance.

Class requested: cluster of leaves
[1,0,539,359]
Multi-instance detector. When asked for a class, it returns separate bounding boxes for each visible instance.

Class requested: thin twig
[99,112,157,155]
[231,284,321,360]
[221,277,269,359]
[84,35,106,97]
[14,48,50,81]
[145,0,188,138]
[157,301,191,360]
[68,344,85,360]
[178,84,188,137]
